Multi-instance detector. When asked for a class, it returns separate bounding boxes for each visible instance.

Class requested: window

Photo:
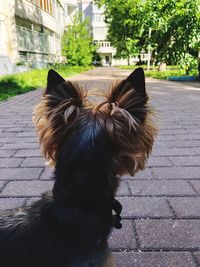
[31,0,54,16]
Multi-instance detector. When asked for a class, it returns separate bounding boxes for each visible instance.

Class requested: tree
[96,0,200,74]
[62,14,96,66]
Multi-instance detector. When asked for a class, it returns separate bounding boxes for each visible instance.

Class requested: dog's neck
[52,161,118,214]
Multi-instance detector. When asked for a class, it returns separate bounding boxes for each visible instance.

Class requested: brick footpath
[0,67,200,266]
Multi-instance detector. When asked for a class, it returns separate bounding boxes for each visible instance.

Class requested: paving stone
[113,252,196,267]
[0,158,24,168]
[117,197,173,218]
[158,140,200,148]
[136,219,200,249]
[0,150,16,158]
[128,180,196,196]
[0,168,43,180]
[175,134,200,141]
[21,157,46,167]
[109,220,136,249]
[152,147,196,157]
[123,169,153,180]
[157,135,178,141]
[116,181,130,196]
[14,149,41,157]
[0,137,37,144]
[1,181,54,196]
[1,143,39,150]
[169,156,200,166]
[192,147,200,155]
[168,197,200,218]
[159,129,189,135]
[152,167,200,179]
[0,198,26,210]
[16,132,37,137]
[147,157,172,167]
[5,127,34,133]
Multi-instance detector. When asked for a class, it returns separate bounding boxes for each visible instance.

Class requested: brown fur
[33,78,157,176]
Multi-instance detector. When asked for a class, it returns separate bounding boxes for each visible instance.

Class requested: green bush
[62,14,96,66]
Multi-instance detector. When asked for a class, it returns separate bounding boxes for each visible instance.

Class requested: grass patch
[118,65,198,79]
[0,65,93,101]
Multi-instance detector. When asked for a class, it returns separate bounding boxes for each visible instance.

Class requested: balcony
[64,0,78,7]
[16,26,61,55]
[96,41,116,54]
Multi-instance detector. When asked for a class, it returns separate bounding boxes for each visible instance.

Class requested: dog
[0,68,157,266]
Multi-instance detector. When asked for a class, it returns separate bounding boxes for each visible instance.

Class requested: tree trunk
[127,55,130,65]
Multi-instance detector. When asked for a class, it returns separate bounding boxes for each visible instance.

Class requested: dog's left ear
[47,69,65,91]
[45,69,81,100]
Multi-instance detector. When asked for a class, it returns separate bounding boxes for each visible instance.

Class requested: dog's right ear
[45,69,82,100]
[47,69,65,91]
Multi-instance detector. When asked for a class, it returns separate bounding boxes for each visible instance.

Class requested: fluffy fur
[0,68,157,267]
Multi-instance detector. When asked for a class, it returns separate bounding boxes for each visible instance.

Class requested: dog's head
[33,68,157,177]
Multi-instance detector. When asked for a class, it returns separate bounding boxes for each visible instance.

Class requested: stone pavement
[0,67,200,266]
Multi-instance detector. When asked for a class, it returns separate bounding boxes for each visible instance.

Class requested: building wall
[0,0,65,75]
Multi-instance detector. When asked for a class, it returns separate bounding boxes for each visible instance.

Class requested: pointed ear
[108,67,147,105]
[108,67,148,123]
[45,69,82,101]
[126,67,146,95]
[47,69,65,92]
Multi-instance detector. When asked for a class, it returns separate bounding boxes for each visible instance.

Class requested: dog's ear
[109,68,146,102]
[126,67,146,96]
[47,69,65,90]
[108,68,148,122]
[45,69,81,99]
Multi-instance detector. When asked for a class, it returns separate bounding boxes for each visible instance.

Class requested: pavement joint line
[132,220,140,249]
[165,198,177,218]
[167,156,175,166]
[191,252,200,267]
[126,179,132,196]
[111,248,200,252]
[19,157,26,167]
[186,180,200,196]
[38,167,47,180]
[0,181,9,193]
[123,178,200,181]
[123,194,198,198]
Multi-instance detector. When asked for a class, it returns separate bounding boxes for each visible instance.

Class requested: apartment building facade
[0,0,65,75]
[78,0,146,66]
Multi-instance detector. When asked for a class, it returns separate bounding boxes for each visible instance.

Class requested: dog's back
[0,192,113,267]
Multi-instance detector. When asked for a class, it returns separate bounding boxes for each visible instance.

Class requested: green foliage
[62,14,96,66]
[0,65,93,101]
[118,65,198,79]
[96,0,200,73]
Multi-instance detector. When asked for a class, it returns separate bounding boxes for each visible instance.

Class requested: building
[78,0,146,66]
[78,0,115,66]
[64,0,78,26]
[0,0,65,75]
